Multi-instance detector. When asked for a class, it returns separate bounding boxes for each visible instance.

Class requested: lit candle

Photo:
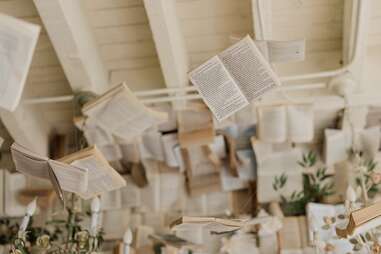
[19,198,37,233]
[123,228,132,254]
[90,197,100,236]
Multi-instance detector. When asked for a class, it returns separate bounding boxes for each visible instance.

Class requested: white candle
[19,198,37,232]
[90,197,100,236]
[123,228,132,254]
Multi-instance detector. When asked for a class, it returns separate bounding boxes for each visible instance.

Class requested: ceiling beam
[143,0,189,105]
[252,0,272,40]
[0,106,49,155]
[343,0,370,84]
[33,0,108,94]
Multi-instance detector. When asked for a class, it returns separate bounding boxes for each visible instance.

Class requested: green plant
[355,159,381,199]
[272,151,334,216]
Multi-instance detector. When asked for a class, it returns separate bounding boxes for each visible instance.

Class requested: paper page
[4,171,27,216]
[77,116,115,147]
[218,35,280,102]
[0,14,40,111]
[98,144,122,162]
[119,140,140,163]
[83,84,168,142]
[100,189,122,210]
[257,148,303,202]
[257,106,287,143]
[120,177,141,208]
[49,160,88,195]
[70,154,126,199]
[205,192,230,215]
[287,104,314,143]
[161,133,181,168]
[251,138,273,165]
[186,146,218,177]
[178,103,214,133]
[189,56,249,121]
[359,126,380,159]
[140,165,160,211]
[267,39,305,63]
[138,131,164,161]
[209,135,227,159]
[324,129,351,166]
[236,149,256,180]
[11,143,51,179]
[220,164,248,191]
[159,172,184,212]
[150,103,177,132]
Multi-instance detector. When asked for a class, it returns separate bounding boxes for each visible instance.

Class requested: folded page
[257,105,287,143]
[0,14,40,111]
[287,104,314,143]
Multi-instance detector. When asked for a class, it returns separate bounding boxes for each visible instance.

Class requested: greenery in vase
[272,151,335,216]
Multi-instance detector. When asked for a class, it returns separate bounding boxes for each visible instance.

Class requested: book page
[161,133,181,168]
[218,35,280,102]
[220,165,248,191]
[324,129,351,166]
[69,153,126,199]
[186,146,218,177]
[359,126,380,159]
[138,131,164,161]
[287,104,314,143]
[236,149,256,180]
[159,172,184,212]
[120,176,141,208]
[48,160,88,195]
[257,148,303,202]
[102,209,131,240]
[0,14,40,111]
[257,106,287,143]
[83,84,168,142]
[11,143,51,179]
[189,56,249,121]
[98,144,122,162]
[75,117,115,147]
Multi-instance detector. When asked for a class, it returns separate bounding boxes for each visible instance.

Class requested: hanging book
[257,104,314,143]
[11,142,88,203]
[59,146,126,199]
[82,83,168,142]
[0,14,40,111]
[189,35,280,121]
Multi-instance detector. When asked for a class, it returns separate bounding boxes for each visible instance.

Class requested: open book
[189,35,280,121]
[257,104,314,143]
[82,83,168,142]
[170,216,245,234]
[11,142,88,203]
[59,146,126,199]
[0,14,40,111]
